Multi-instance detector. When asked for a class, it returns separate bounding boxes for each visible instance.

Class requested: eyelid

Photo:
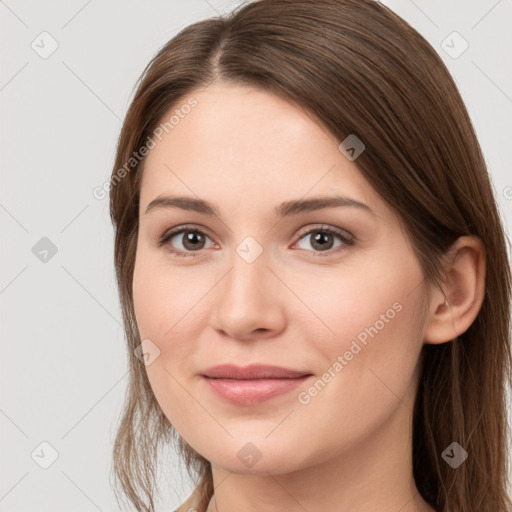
[290,224,355,257]
[158,223,213,241]
[294,223,354,242]
[155,223,217,253]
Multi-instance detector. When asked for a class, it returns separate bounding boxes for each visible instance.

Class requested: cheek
[132,248,203,341]
[132,252,206,428]
[290,278,425,460]
[295,267,413,351]
[300,246,426,395]
[307,258,425,406]
[132,250,212,386]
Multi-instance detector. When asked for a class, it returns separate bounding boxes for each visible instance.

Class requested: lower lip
[202,376,312,406]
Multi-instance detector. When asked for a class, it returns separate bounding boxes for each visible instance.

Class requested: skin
[132,81,485,512]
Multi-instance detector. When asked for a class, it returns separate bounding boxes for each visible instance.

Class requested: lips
[201,364,313,406]
[201,363,312,380]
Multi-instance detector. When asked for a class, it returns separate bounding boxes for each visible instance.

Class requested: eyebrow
[144,194,376,218]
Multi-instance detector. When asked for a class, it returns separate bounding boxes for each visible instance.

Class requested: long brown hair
[108,1,512,510]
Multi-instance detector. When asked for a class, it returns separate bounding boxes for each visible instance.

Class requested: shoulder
[174,485,206,512]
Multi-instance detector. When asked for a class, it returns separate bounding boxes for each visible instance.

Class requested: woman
[108,1,512,511]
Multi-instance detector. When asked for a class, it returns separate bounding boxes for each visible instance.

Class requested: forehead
[139,82,384,216]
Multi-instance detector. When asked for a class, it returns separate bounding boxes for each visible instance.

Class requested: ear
[423,235,486,345]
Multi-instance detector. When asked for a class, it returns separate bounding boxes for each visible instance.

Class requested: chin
[203,442,312,476]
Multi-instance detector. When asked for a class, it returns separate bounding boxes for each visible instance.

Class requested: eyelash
[156,224,355,258]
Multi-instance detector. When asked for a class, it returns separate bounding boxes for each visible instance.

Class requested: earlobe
[423,236,486,345]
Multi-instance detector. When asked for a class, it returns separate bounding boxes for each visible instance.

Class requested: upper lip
[201,364,312,380]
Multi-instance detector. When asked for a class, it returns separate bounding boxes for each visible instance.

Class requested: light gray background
[1,1,511,511]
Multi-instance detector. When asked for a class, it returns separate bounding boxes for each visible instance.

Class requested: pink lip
[200,364,313,406]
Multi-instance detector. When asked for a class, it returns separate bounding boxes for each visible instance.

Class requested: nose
[211,247,286,341]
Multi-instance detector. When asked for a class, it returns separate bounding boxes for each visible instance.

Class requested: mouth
[200,364,313,406]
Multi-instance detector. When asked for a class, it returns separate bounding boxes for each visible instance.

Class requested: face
[133,81,429,475]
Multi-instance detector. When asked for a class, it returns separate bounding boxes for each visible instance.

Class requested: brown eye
[308,231,335,251]
[294,225,355,257]
[179,230,207,251]
[158,226,214,257]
